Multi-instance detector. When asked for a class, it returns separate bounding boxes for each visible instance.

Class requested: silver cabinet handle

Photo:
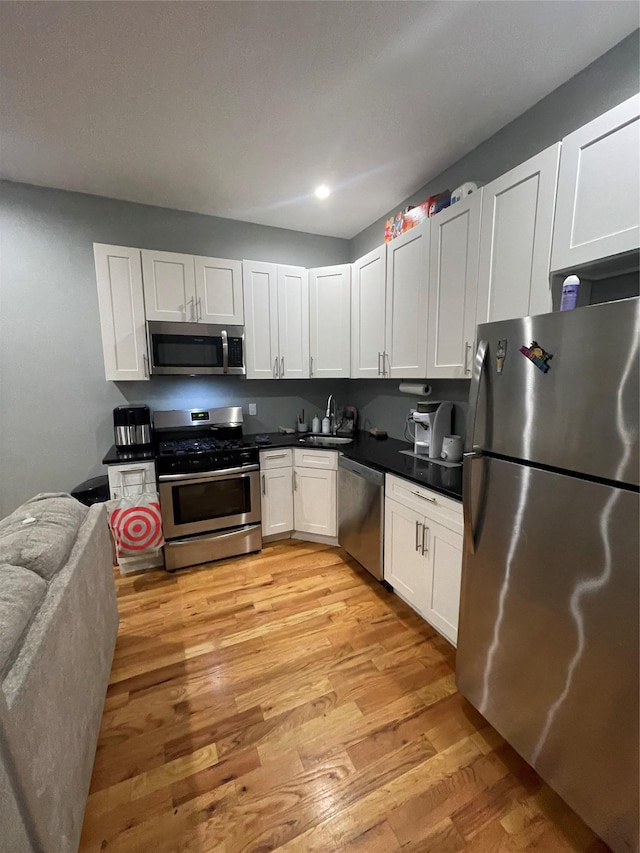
[293,470,298,491]
[265,453,288,460]
[274,357,279,379]
[383,351,389,377]
[187,297,195,321]
[465,341,472,374]
[310,355,313,377]
[377,352,382,376]
[262,474,266,495]
[411,489,436,503]
[281,356,284,378]
[197,297,202,322]
[422,525,429,555]
[415,520,422,552]
[142,353,149,377]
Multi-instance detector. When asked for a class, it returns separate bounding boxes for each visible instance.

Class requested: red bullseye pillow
[107,495,164,557]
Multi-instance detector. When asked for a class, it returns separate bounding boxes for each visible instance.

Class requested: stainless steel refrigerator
[457,297,639,853]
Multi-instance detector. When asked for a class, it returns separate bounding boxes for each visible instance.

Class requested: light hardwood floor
[80,540,608,852]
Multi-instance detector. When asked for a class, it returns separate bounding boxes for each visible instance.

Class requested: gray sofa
[0,494,118,853]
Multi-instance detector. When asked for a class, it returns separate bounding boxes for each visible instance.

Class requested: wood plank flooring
[80,540,609,852]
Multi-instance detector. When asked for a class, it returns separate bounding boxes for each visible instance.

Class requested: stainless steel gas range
[154,406,268,571]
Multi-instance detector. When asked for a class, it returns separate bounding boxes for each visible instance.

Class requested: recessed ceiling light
[315,184,331,200]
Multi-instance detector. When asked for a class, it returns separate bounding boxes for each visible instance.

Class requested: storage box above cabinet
[551,94,640,272]
[142,250,243,324]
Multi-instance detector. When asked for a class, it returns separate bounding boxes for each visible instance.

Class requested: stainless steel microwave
[147,321,245,376]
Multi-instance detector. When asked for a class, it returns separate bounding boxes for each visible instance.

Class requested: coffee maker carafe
[412,402,453,459]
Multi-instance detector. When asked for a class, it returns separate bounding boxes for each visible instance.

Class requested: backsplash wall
[117,376,469,444]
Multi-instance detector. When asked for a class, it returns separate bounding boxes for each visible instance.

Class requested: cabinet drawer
[260,448,293,470]
[293,448,338,470]
[385,473,462,532]
[108,461,156,499]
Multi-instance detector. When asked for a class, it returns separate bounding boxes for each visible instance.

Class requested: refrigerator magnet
[520,341,553,373]
[496,339,507,374]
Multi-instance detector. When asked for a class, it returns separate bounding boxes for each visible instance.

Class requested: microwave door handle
[221,329,229,374]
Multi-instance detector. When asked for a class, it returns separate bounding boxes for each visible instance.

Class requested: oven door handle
[221,329,229,374]
[159,464,259,482]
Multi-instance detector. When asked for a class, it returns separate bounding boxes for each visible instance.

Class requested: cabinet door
[309,265,351,378]
[351,245,387,379]
[293,467,336,536]
[551,94,640,271]
[277,265,310,379]
[243,261,279,380]
[427,194,481,378]
[194,256,244,324]
[261,467,294,537]
[477,144,560,324]
[422,517,463,646]
[141,250,196,322]
[94,244,149,381]
[107,461,156,499]
[383,497,427,616]
[385,221,429,378]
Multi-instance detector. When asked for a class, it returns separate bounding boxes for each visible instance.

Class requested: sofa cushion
[0,564,47,675]
[0,493,88,581]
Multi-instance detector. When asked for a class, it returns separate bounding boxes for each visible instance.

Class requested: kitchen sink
[299,436,353,446]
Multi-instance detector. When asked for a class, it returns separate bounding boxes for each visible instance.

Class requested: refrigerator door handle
[466,339,489,452]
[463,450,483,554]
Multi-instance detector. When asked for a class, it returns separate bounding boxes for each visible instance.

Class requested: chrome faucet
[326,394,337,435]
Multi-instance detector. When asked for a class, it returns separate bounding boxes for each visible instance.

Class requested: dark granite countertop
[102,433,463,502]
[102,445,155,465]
[251,431,463,502]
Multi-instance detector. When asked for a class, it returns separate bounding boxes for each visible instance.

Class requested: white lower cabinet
[260,448,337,540]
[293,466,337,537]
[260,449,294,537]
[107,461,157,500]
[384,474,463,646]
[293,449,337,537]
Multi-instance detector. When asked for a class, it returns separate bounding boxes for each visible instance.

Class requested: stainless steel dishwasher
[338,456,384,580]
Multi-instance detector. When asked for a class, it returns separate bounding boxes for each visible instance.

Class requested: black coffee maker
[113,405,152,449]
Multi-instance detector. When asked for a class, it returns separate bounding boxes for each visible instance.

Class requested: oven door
[158,465,260,539]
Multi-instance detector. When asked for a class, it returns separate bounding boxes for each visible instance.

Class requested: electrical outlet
[248,403,257,416]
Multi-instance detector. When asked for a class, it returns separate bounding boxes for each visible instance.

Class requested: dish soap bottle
[312,415,321,434]
[322,416,331,435]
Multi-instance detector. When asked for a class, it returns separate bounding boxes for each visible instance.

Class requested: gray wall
[350,31,640,259]
[0,182,349,516]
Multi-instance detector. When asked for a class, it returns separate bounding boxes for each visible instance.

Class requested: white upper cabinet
[141,250,196,322]
[94,244,149,381]
[427,193,481,378]
[477,144,560,325]
[194,256,244,324]
[351,245,387,378]
[243,261,309,380]
[243,261,279,379]
[385,220,430,378]
[142,250,243,324]
[309,264,351,379]
[551,94,640,271]
[277,265,309,379]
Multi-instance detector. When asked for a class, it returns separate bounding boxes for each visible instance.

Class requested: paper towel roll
[399,383,432,396]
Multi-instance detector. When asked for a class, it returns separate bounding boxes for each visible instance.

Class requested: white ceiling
[0,2,637,239]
